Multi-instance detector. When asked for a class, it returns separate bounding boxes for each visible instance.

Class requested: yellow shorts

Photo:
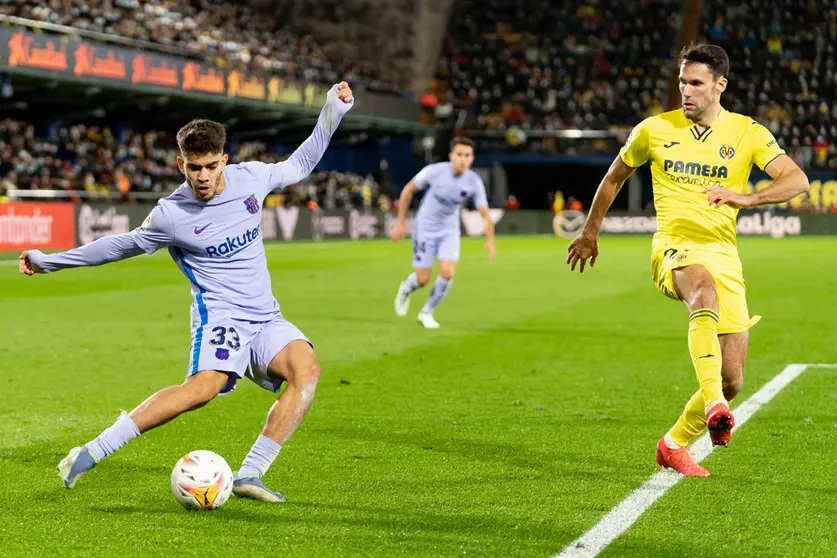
[650,241,761,334]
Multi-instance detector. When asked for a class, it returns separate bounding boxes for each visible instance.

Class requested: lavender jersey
[413,162,488,237]
[130,162,292,327]
[27,84,352,391]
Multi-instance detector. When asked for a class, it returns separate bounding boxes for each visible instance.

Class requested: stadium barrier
[3,202,835,251]
[0,23,421,123]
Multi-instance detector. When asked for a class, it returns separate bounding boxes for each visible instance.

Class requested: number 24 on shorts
[208,326,241,351]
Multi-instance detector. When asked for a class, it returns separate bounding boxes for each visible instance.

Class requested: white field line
[556,363,827,557]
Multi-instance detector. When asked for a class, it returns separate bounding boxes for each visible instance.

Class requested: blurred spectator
[435,0,679,137]
[0,117,385,207]
[701,0,837,169]
[1,0,413,94]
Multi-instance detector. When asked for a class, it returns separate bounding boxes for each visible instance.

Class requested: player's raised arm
[566,155,638,273]
[265,82,354,192]
[19,202,175,276]
[391,180,418,242]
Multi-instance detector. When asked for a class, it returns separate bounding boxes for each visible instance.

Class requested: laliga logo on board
[719,145,736,160]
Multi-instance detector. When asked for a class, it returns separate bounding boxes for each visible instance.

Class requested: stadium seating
[0,117,383,207]
[434,0,679,132]
[700,0,837,170]
[0,0,412,94]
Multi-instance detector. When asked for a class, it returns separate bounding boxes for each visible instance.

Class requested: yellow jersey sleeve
[619,119,651,168]
[750,123,785,171]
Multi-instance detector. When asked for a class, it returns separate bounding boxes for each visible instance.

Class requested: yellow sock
[688,308,724,410]
[669,389,706,446]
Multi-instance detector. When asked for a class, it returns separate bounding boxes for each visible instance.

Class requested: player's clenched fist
[335,81,353,104]
[390,222,406,243]
[18,250,44,276]
[566,232,598,273]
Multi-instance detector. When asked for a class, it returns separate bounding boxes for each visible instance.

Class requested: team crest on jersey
[719,145,736,160]
[215,348,230,360]
[460,190,468,198]
[140,210,154,231]
[243,194,260,214]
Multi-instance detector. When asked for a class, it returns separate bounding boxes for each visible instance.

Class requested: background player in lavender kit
[390,137,496,329]
[17,82,354,503]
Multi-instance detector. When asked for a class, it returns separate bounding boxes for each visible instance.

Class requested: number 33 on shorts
[189,323,248,375]
[209,326,241,351]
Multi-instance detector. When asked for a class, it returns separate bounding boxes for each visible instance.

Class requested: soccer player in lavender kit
[390,137,496,328]
[18,82,354,502]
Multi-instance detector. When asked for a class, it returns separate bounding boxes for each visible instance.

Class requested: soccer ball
[170,450,234,510]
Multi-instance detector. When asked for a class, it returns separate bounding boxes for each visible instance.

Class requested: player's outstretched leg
[418,261,455,328]
[234,340,321,502]
[394,270,429,316]
[673,265,732,431]
[58,370,229,489]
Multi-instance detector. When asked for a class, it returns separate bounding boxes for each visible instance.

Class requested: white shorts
[412,232,460,268]
[187,314,311,394]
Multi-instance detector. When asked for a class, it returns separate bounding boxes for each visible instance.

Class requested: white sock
[705,399,728,414]
[421,277,452,314]
[664,431,682,450]
[85,412,141,462]
[239,434,282,478]
[401,272,422,296]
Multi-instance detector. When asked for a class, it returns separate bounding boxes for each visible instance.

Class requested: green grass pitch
[1,236,836,556]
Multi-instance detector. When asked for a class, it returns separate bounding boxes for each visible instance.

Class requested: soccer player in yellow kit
[567,44,810,476]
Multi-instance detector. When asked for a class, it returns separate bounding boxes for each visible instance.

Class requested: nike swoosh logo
[194,223,211,235]
[697,354,715,360]
[663,142,680,148]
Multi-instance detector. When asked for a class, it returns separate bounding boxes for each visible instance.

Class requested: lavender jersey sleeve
[413,163,445,191]
[130,201,176,254]
[471,174,488,209]
[27,233,145,273]
[248,84,353,199]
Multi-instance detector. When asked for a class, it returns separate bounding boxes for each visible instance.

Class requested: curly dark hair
[176,119,226,156]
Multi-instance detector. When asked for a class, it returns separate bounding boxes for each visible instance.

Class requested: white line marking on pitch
[557,363,829,558]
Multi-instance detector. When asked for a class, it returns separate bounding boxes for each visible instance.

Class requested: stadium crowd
[700,0,837,170]
[432,0,679,134]
[0,118,387,209]
[428,0,837,170]
[0,0,413,95]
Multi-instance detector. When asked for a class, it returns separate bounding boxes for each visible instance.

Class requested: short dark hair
[450,137,476,152]
[176,119,226,156]
[679,43,730,81]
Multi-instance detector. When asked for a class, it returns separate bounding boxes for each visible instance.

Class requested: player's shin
[421,276,453,315]
[402,272,422,296]
[667,389,706,447]
[688,309,725,410]
[241,367,320,477]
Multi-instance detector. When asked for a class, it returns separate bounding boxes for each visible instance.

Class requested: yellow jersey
[619,108,785,252]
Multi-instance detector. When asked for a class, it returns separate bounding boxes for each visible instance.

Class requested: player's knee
[185,371,226,406]
[439,268,455,281]
[415,270,432,286]
[723,373,744,400]
[290,353,321,387]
